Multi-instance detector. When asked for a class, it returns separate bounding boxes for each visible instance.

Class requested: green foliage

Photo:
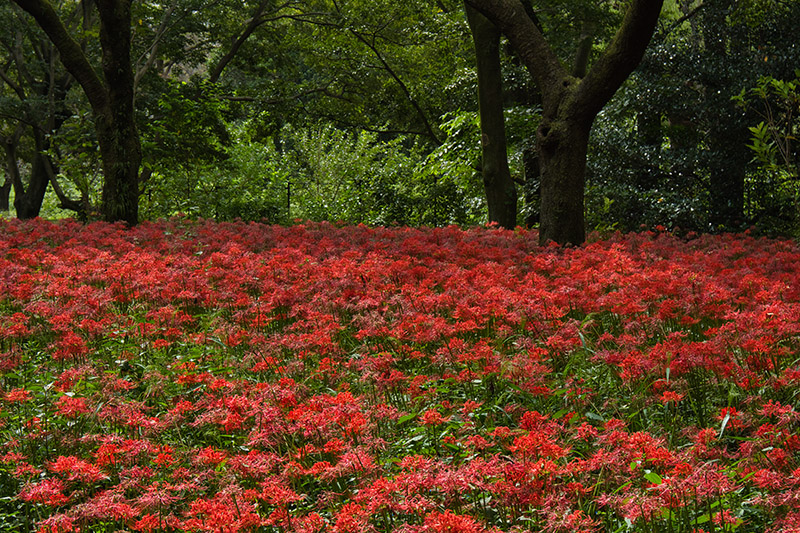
[733,71,800,234]
[142,123,485,226]
[141,80,231,170]
[586,0,800,235]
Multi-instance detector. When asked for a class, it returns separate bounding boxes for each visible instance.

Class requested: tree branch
[574,0,664,121]
[134,0,179,93]
[464,0,565,109]
[11,0,109,113]
[349,28,442,145]
[208,0,272,83]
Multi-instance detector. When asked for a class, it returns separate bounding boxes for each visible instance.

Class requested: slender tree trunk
[703,0,744,228]
[465,3,517,229]
[0,178,10,212]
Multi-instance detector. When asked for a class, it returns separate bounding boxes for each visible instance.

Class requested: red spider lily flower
[3,387,32,403]
[195,447,227,466]
[420,409,446,426]
[14,462,43,478]
[35,513,77,533]
[76,488,137,523]
[53,366,91,392]
[152,452,175,469]
[0,349,21,372]
[56,395,91,418]
[417,510,485,533]
[19,478,70,506]
[94,442,123,468]
[52,330,89,361]
[659,390,684,404]
[510,431,568,460]
[132,513,161,532]
[333,502,368,533]
[48,455,108,483]
[461,400,482,417]
[294,512,327,533]
[151,338,172,350]
[183,493,263,532]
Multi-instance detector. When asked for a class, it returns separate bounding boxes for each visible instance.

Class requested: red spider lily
[3,387,32,403]
[659,390,684,404]
[55,395,91,418]
[421,409,447,426]
[48,455,108,483]
[4,219,800,532]
[414,510,487,533]
[35,513,78,533]
[19,478,70,506]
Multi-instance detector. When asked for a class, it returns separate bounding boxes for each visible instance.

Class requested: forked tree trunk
[465,0,664,245]
[465,3,517,229]
[13,0,141,225]
[15,155,50,219]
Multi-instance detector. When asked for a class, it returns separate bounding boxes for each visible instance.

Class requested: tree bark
[14,154,50,219]
[208,0,271,83]
[465,0,664,245]
[12,0,141,225]
[2,134,50,220]
[465,3,517,229]
[0,177,10,212]
[96,0,141,225]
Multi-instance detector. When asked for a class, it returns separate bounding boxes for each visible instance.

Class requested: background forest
[1,0,799,237]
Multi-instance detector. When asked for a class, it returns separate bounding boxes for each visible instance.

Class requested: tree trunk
[0,178,11,212]
[522,140,540,227]
[703,0,744,229]
[465,3,517,229]
[537,113,591,245]
[15,155,50,219]
[97,0,140,225]
[708,134,745,228]
[3,134,49,219]
[96,111,141,225]
[465,0,664,245]
[12,0,141,225]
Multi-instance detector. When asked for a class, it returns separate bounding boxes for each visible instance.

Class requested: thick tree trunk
[465,3,517,229]
[97,0,140,225]
[96,113,141,225]
[538,115,591,245]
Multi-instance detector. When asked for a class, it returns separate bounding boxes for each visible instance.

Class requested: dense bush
[140,123,486,227]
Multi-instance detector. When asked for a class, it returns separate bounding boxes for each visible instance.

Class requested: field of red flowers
[1,218,800,532]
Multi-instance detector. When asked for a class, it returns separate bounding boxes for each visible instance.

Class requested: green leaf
[397,413,417,426]
[644,471,662,485]
[585,412,604,422]
[719,412,731,439]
